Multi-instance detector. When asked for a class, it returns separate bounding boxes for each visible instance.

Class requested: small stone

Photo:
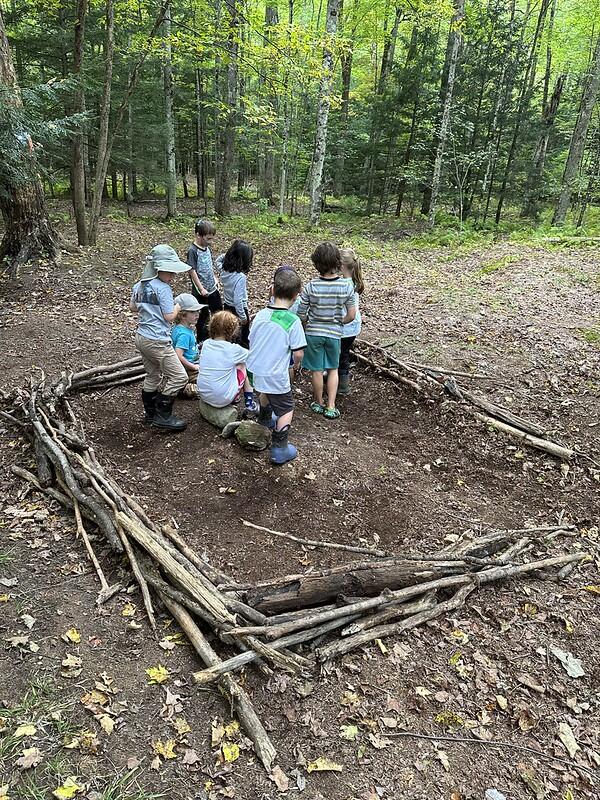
[234,420,271,451]
[198,399,238,429]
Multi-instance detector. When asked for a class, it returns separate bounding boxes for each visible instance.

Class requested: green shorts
[303,335,341,372]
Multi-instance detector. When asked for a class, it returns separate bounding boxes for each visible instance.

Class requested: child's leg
[311,370,324,405]
[326,368,339,409]
[276,410,293,430]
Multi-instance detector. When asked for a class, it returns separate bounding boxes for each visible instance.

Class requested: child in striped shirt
[297,242,355,419]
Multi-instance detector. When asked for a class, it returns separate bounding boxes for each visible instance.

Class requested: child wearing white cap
[129,244,190,432]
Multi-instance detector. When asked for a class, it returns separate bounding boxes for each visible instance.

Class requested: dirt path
[1,205,599,799]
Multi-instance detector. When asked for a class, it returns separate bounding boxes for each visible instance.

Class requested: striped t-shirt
[297,276,355,339]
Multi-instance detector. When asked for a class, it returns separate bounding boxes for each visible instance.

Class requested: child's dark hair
[221,239,253,274]
[340,247,364,295]
[209,310,239,341]
[274,268,301,301]
[311,241,341,276]
[194,218,216,236]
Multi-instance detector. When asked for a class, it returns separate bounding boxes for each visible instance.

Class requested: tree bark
[214,0,239,216]
[309,0,341,225]
[278,0,294,217]
[553,34,600,225]
[0,8,59,271]
[71,0,88,244]
[163,0,177,218]
[427,0,465,229]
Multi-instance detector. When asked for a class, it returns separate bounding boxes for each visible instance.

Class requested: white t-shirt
[197,339,249,407]
[247,307,306,394]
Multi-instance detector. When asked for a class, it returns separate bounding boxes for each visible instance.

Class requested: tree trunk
[278,0,294,217]
[0,8,59,271]
[214,0,238,216]
[163,0,177,218]
[71,0,88,245]
[261,4,278,204]
[110,169,119,199]
[194,68,207,205]
[333,44,352,197]
[427,0,465,229]
[309,0,341,225]
[553,34,600,225]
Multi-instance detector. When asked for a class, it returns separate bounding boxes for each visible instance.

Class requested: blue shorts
[302,335,341,372]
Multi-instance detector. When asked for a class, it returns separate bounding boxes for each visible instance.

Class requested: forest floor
[1,199,599,800]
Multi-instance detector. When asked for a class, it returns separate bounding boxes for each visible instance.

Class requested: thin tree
[309,0,341,225]
[71,0,87,244]
[553,33,600,225]
[427,0,465,229]
[0,7,59,271]
[163,0,177,218]
[214,0,239,216]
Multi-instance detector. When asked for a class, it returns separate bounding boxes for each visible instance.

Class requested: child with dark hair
[218,239,253,348]
[297,242,355,419]
[338,247,364,396]
[186,218,223,342]
[196,311,257,412]
[248,269,306,465]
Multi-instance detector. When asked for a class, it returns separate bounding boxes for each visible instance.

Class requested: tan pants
[135,333,188,396]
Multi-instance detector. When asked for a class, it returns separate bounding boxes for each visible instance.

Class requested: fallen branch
[241,518,387,557]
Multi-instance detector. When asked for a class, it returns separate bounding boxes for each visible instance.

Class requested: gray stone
[234,420,271,451]
[198,399,238,429]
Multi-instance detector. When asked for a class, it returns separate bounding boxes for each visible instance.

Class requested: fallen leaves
[269,765,289,792]
[14,723,37,738]
[62,627,81,644]
[152,739,178,760]
[52,778,84,800]
[145,664,170,685]
[307,756,343,773]
[549,645,585,678]
[339,724,359,741]
[61,653,82,678]
[557,722,579,758]
[15,747,42,769]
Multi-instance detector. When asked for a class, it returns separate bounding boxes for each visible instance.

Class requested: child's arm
[342,289,356,324]
[189,269,208,296]
[234,276,248,321]
[163,303,181,323]
[292,349,304,371]
[297,286,309,322]
[175,347,199,372]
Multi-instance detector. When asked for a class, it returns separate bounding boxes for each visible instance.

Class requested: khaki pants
[135,333,188,396]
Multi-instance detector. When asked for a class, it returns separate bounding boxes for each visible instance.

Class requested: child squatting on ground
[248,268,306,465]
[186,218,223,343]
[196,311,258,413]
[297,242,356,419]
[338,247,364,396]
[130,245,190,433]
[218,239,253,349]
[171,293,202,395]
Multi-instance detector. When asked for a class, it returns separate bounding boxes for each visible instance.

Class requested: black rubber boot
[338,372,351,396]
[151,394,187,432]
[258,403,276,429]
[142,390,158,425]
[270,424,297,465]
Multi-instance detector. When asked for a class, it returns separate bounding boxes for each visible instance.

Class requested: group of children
[129,219,364,465]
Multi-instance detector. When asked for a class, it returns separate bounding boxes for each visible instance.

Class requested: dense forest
[1,0,600,262]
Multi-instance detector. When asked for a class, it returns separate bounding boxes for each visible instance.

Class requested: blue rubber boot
[258,403,277,429]
[270,425,297,465]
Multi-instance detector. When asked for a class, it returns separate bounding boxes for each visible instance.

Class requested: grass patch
[477,254,521,277]
[578,327,600,345]
[0,550,13,566]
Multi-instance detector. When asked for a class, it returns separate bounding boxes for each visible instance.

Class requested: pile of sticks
[1,359,587,773]
[354,339,579,461]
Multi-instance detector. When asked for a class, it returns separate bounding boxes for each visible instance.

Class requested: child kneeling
[197,311,258,413]
[248,269,306,465]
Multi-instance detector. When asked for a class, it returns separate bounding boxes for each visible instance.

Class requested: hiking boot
[270,424,297,465]
[151,393,187,432]
[258,403,276,429]
[338,372,351,396]
[142,390,158,424]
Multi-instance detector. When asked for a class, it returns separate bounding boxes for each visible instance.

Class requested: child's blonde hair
[175,308,197,325]
[209,310,239,341]
[340,248,364,295]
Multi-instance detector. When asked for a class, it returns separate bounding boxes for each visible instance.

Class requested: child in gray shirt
[218,239,253,348]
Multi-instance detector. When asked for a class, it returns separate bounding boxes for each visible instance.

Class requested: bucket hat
[140,244,190,281]
[174,292,203,312]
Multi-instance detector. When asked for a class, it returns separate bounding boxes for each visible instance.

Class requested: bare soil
[1,200,599,800]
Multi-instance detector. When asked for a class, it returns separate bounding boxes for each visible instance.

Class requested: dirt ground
[1,200,599,800]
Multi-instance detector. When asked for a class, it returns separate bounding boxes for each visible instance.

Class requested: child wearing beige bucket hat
[129,244,190,432]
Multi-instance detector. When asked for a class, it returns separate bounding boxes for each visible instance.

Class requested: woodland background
[2,0,600,262]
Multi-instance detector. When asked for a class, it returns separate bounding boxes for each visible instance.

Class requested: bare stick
[341,592,438,636]
[161,524,241,590]
[354,352,425,393]
[72,496,112,595]
[471,411,575,461]
[70,356,142,383]
[160,594,278,773]
[241,518,387,557]
[316,585,474,661]
[116,522,157,631]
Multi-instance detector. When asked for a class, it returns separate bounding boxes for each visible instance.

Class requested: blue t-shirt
[171,324,199,363]
[342,291,362,337]
[131,278,174,341]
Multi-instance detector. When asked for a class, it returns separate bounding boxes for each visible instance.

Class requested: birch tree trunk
[163,0,177,218]
[214,0,239,216]
[308,0,341,225]
[278,0,294,217]
[427,0,465,229]
[0,8,59,271]
[553,34,600,226]
[71,0,88,245]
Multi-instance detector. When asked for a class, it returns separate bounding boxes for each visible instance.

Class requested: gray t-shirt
[186,243,217,294]
[131,278,174,341]
[220,270,248,320]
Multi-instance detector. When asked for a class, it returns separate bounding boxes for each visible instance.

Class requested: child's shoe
[244,392,259,414]
[258,404,277,429]
[338,372,351,396]
[142,390,157,424]
[152,394,187,432]
[270,425,297,465]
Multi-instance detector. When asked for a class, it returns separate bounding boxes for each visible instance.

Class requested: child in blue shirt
[172,293,202,396]
[186,218,223,343]
[248,269,306,465]
[338,248,364,396]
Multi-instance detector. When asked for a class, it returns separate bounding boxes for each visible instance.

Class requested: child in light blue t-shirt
[338,247,364,396]
[171,293,202,395]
